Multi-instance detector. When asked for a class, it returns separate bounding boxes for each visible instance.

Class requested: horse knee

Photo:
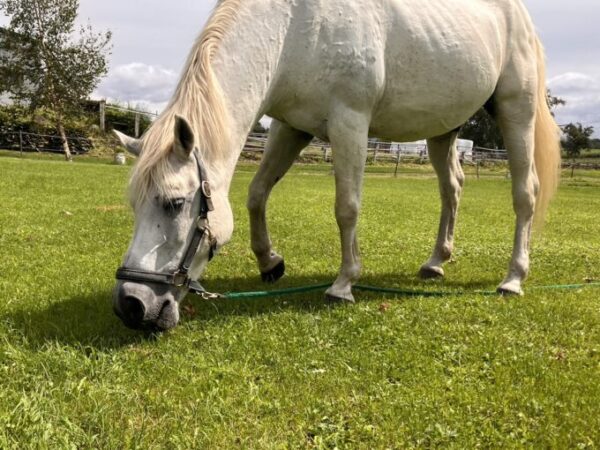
[335,199,360,226]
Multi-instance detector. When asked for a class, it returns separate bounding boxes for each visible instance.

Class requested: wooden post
[394,151,401,177]
[322,146,327,162]
[134,113,141,138]
[476,159,480,180]
[571,161,575,179]
[99,100,106,132]
[19,130,23,157]
[373,143,378,164]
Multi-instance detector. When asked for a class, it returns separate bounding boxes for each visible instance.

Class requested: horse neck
[197,0,291,191]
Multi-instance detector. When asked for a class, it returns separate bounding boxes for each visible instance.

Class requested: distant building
[389,139,474,160]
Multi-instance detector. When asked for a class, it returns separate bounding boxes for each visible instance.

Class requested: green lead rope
[220,281,600,300]
[223,283,332,299]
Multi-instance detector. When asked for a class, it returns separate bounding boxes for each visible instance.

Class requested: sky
[3,0,600,134]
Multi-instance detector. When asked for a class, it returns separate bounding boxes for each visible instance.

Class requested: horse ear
[173,115,195,160]
[113,130,142,156]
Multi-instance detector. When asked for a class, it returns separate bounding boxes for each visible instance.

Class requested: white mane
[129,0,242,205]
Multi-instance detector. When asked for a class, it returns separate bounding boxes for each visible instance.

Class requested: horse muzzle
[113,280,180,331]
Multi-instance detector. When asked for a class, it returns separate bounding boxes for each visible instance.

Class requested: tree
[561,122,594,157]
[459,90,565,149]
[0,0,111,160]
[459,107,504,149]
[548,93,566,113]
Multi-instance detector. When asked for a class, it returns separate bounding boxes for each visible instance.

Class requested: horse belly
[370,67,498,142]
[371,0,505,141]
[267,0,505,142]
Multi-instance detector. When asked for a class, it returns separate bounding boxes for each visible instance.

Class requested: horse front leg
[247,120,313,282]
[420,131,465,279]
[325,109,369,302]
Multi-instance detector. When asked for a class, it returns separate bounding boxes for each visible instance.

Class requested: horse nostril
[122,295,146,326]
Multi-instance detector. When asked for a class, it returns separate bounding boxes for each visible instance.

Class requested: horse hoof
[497,279,524,296]
[496,287,524,297]
[325,293,355,304]
[419,266,444,279]
[261,260,285,283]
[324,285,355,304]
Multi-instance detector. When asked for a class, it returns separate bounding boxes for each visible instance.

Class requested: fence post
[373,143,378,164]
[19,130,23,157]
[394,151,401,177]
[134,113,141,138]
[99,100,106,132]
[322,146,327,162]
[476,159,480,180]
[571,161,575,179]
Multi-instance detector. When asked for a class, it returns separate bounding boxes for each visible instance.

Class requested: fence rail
[244,132,509,162]
[2,130,599,177]
[104,104,159,117]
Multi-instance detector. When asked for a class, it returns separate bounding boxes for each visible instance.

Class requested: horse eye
[163,198,185,214]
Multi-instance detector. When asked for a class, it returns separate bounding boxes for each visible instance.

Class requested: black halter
[115,151,217,297]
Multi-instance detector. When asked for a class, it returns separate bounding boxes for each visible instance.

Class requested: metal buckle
[172,272,189,287]
[201,180,212,198]
[196,217,209,230]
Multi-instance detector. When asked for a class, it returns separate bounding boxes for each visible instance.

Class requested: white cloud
[93,63,179,114]
[549,72,600,136]
[549,72,600,93]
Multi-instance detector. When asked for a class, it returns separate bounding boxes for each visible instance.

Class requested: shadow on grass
[5,288,145,351]
[5,272,498,350]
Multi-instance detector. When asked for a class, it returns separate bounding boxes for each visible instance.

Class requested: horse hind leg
[247,120,313,283]
[419,131,465,279]
[495,96,539,295]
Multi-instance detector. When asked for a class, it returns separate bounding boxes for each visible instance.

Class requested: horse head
[113,115,232,331]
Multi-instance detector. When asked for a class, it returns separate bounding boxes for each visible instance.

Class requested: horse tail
[533,37,561,227]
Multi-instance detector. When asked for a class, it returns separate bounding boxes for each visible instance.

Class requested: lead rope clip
[200,291,224,300]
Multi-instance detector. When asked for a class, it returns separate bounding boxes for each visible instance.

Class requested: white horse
[113,0,560,330]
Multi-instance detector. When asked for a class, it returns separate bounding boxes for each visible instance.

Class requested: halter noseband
[115,150,216,297]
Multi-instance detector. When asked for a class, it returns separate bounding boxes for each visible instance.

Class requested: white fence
[243,133,508,163]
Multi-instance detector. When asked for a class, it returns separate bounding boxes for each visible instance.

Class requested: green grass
[0,155,599,448]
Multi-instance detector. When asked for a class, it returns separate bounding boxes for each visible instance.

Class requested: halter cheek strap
[115,150,218,297]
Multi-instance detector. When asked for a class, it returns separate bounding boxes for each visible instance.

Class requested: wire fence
[0,130,93,154]
[2,129,599,178]
[243,133,509,176]
[244,133,507,159]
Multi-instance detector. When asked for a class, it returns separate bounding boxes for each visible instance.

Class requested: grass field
[0,153,599,448]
